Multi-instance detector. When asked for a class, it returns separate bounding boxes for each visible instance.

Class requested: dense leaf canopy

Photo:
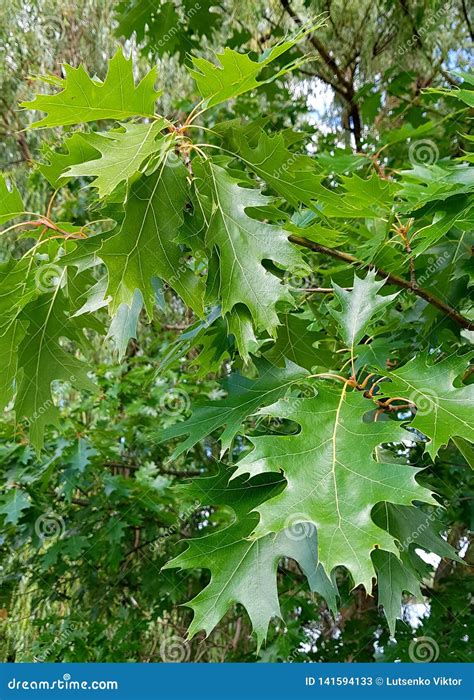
[0,0,472,664]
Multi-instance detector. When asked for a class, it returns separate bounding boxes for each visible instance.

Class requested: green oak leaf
[227,306,260,362]
[0,488,31,525]
[106,289,143,358]
[232,130,323,209]
[115,0,218,58]
[372,549,422,636]
[372,502,460,633]
[316,173,398,218]
[114,0,157,43]
[453,436,474,470]
[429,71,474,107]
[13,280,98,451]
[186,317,231,379]
[330,270,398,358]
[156,307,222,373]
[379,353,474,458]
[71,278,109,318]
[22,49,161,128]
[396,164,474,254]
[63,119,169,197]
[372,502,460,561]
[159,359,307,458]
[0,175,24,225]
[100,155,204,317]
[188,22,318,108]
[398,163,474,209]
[265,313,336,371]
[411,197,474,255]
[235,384,435,590]
[0,317,27,413]
[164,466,337,648]
[201,162,303,334]
[0,258,42,411]
[38,133,100,189]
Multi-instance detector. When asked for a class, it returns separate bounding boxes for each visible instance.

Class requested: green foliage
[63,120,170,198]
[160,359,307,457]
[165,466,337,649]
[329,270,398,358]
[235,386,434,590]
[379,353,474,458]
[188,22,317,108]
[101,156,204,317]
[1,0,473,663]
[198,161,303,334]
[0,175,24,225]
[21,49,161,128]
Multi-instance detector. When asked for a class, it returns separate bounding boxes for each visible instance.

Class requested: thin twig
[289,235,474,330]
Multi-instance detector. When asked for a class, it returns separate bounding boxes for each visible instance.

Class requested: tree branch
[289,235,474,330]
[279,0,362,149]
[280,0,349,89]
[461,0,474,40]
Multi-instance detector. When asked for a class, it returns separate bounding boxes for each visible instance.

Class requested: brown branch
[461,0,474,40]
[72,498,89,507]
[279,0,362,149]
[162,323,189,330]
[104,459,201,478]
[289,235,474,330]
